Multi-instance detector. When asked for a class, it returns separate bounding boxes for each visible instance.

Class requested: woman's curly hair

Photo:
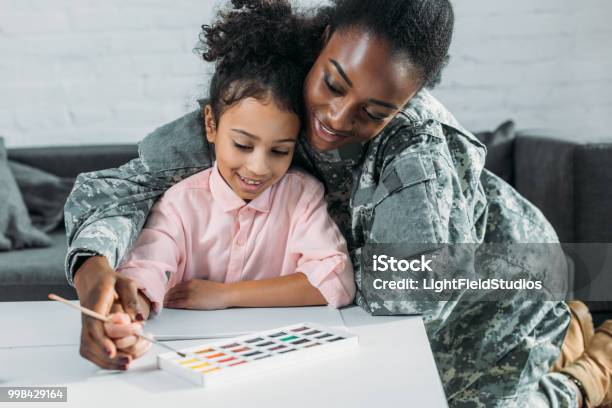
[196,0,312,122]
[196,0,454,122]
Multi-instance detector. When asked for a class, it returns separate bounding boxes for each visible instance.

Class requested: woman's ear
[204,105,217,143]
[322,25,332,46]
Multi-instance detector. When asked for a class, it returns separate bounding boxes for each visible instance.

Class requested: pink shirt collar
[209,162,272,214]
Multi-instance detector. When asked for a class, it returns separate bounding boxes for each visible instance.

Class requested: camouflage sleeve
[63,158,206,285]
[352,145,483,321]
[527,373,579,408]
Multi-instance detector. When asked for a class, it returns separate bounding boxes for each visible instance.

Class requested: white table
[0,302,447,407]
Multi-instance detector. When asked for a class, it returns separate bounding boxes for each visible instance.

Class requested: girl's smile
[236,173,269,193]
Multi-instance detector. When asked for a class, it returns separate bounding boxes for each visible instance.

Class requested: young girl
[109,1,355,327]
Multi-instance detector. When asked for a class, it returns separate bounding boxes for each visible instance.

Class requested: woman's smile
[313,115,350,144]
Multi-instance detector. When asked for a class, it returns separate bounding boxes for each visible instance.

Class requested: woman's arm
[65,158,204,284]
[66,109,213,369]
[68,157,206,369]
[65,109,213,284]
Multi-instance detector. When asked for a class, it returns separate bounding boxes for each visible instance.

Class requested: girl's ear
[204,105,217,143]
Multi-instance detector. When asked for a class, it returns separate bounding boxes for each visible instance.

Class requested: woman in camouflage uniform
[65,0,605,406]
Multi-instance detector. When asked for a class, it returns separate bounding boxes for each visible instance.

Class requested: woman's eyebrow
[329,59,352,87]
[329,59,397,110]
[368,98,398,110]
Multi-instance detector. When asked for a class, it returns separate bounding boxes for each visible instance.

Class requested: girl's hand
[164,279,230,310]
[103,310,151,364]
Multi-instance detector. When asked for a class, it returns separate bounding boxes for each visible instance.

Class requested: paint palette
[157,322,358,387]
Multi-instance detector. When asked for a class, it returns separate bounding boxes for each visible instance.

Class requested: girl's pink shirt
[116,163,355,313]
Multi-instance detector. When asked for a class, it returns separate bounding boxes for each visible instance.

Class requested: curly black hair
[197,0,453,118]
[196,0,311,123]
[314,0,454,89]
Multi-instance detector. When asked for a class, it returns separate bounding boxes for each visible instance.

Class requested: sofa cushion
[0,137,52,251]
[9,160,74,233]
[474,120,516,184]
[574,144,612,313]
[514,136,612,313]
[7,144,139,178]
[0,230,67,285]
[574,144,612,242]
[514,136,577,243]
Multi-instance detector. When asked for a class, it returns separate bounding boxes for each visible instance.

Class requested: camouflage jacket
[65,89,572,407]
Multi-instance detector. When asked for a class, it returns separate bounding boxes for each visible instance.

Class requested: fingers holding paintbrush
[48,294,186,361]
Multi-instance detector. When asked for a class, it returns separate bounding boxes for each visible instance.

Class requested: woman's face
[303,28,423,151]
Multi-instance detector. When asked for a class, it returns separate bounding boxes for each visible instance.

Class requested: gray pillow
[0,137,51,251]
[474,120,516,184]
[8,161,74,233]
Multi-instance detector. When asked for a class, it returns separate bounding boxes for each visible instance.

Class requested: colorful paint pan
[221,343,240,349]
[157,322,358,387]
[280,335,298,342]
[291,326,309,332]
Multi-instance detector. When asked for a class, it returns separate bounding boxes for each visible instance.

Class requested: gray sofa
[0,145,138,301]
[510,133,612,321]
[1,134,611,319]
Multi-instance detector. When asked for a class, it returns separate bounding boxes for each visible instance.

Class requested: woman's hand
[73,255,150,369]
[164,279,230,310]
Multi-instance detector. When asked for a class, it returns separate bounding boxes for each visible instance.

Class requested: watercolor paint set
[157,322,358,387]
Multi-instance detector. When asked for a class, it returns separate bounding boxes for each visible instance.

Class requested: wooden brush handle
[48,293,111,322]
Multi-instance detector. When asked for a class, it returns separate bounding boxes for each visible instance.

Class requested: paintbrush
[48,293,189,358]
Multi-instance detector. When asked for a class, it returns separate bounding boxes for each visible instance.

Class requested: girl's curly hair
[196,0,312,122]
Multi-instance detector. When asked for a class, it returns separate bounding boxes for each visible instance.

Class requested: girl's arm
[226,273,326,307]
[116,196,189,316]
[164,273,326,310]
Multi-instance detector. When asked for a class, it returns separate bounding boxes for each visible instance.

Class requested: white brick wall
[0,0,610,147]
[435,0,612,139]
[0,0,218,147]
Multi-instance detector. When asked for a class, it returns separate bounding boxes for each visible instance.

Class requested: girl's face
[205,97,300,201]
[303,28,423,152]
